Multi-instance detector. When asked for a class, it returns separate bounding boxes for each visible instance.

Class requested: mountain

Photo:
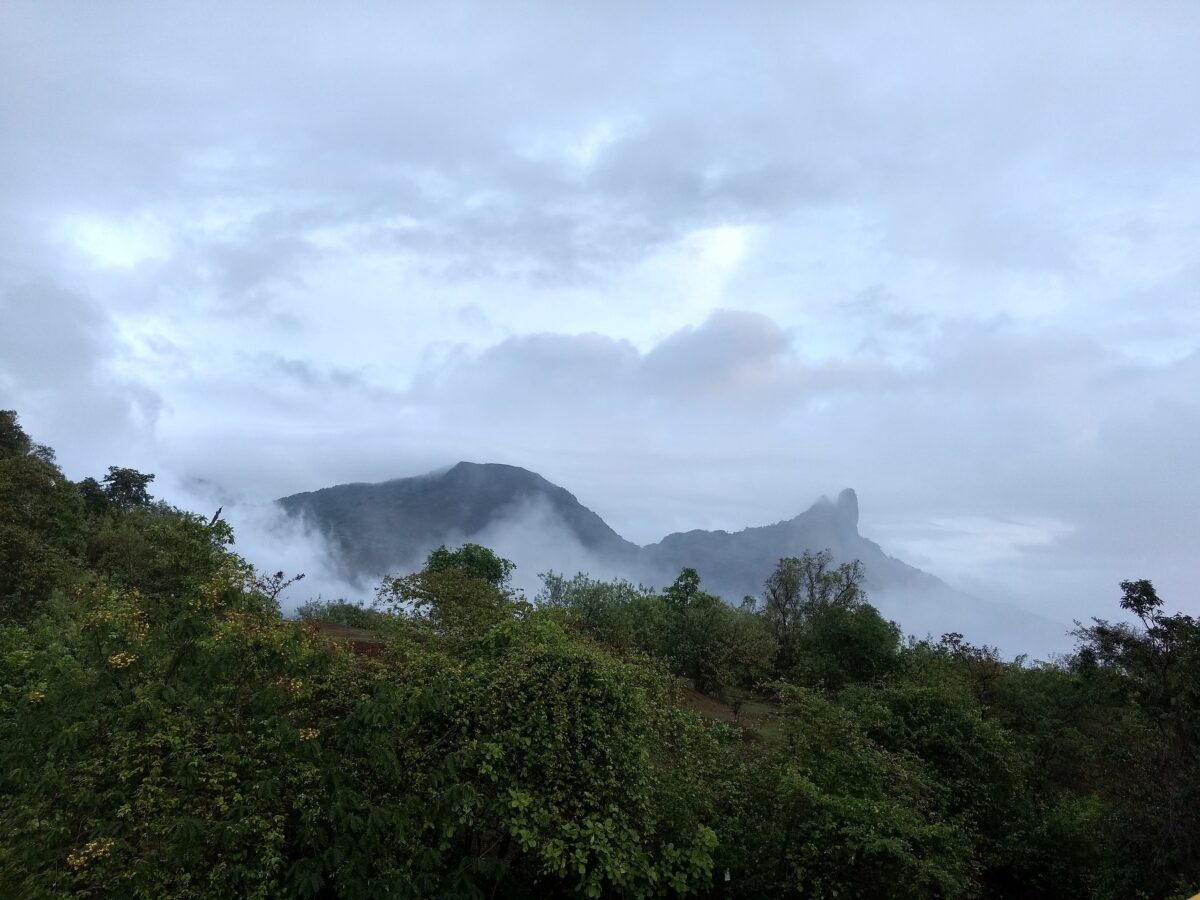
[278,461,640,578]
[639,488,943,602]
[278,463,1069,656]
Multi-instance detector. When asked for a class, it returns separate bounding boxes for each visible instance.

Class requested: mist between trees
[2,409,1198,899]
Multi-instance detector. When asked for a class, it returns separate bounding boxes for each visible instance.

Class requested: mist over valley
[276,461,1070,657]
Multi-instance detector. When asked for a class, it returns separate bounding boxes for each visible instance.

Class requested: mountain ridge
[278,462,1068,655]
[278,461,641,578]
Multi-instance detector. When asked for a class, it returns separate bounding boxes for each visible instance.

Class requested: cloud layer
[2,1,1198,627]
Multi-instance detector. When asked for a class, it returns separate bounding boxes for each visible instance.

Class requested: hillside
[5,409,1197,898]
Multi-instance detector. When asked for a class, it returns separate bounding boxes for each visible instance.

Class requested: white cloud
[57,212,174,270]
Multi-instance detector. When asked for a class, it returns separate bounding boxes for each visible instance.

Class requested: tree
[536,571,668,652]
[101,465,155,510]
[762,550,866,673]
[788,601,900,690]
[0,411,83,619]
[77,476,109,516]
[678,592,777,695]
[425,542,515,588]
[0,410,32,458]
[1075,579,1199,757]
[436,617,717,897]
[723,683,977,899]
[376,544,520,635]
[664,567,702,609]
[1070,579,1200,896]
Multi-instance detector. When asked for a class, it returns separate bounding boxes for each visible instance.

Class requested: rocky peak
[836,488,859,533]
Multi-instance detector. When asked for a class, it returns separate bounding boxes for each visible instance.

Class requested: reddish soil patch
[675,681,780,736]
[304,620,387,657]
[677,684,740,724]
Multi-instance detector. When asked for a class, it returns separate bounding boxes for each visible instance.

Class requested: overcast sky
[2,1,1198,623]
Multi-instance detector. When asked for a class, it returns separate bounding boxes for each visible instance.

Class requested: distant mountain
[278,463,1069,656]
[639,487,944,602]
[278,461,640,577]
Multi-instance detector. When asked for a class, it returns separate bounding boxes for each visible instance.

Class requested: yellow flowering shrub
[67,837,115,869]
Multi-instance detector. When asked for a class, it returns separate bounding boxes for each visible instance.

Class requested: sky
[2,1,1198,626]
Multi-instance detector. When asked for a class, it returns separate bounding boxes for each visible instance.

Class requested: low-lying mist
[223,502,371,611]
[219,491,1075,660]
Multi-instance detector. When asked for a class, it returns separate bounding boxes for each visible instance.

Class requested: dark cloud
[264,356,373,392]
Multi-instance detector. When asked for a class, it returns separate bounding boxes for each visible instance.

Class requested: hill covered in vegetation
[2,409,1198,898]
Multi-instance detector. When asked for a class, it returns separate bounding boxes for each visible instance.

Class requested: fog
[157,474,369,611]
[216,474,1078,659]
[449,497,637,600]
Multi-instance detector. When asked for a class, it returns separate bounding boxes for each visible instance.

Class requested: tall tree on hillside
[424,542,515,588]
[1072,580,1200,896]
[762,550,865,671]
[101,466,155,510]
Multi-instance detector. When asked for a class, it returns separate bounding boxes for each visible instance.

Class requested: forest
[1,408,1197,899]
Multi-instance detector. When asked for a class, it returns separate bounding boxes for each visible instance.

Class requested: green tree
[425,542,515,588]
[677,591,775,696]
[431,616,717,897]
[0,554,370,898]
[101,465,156,510]
[539,570,776,695]
[537,571,673,656]
[664,567,702,610]
[81,501,234,598]
[720,684,976,898]
[762,551,864,632]
[376,544,521,636]
[0,410,84,619]
[761,551,890,685]
[1069,580,1200,898]
[788,600,900,690]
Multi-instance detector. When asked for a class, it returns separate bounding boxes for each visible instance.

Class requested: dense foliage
[1,409,1197,898]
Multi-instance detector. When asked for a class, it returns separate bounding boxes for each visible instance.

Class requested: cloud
[0,282,161,475]
[641,310,791,398]
[225,502,371,613]
[55,298,1192,628]
[370,310,1200,626]
[2,1,1199,634]
[6,1,1197,298]
[436,495,639,601]
[410,310,891,432]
